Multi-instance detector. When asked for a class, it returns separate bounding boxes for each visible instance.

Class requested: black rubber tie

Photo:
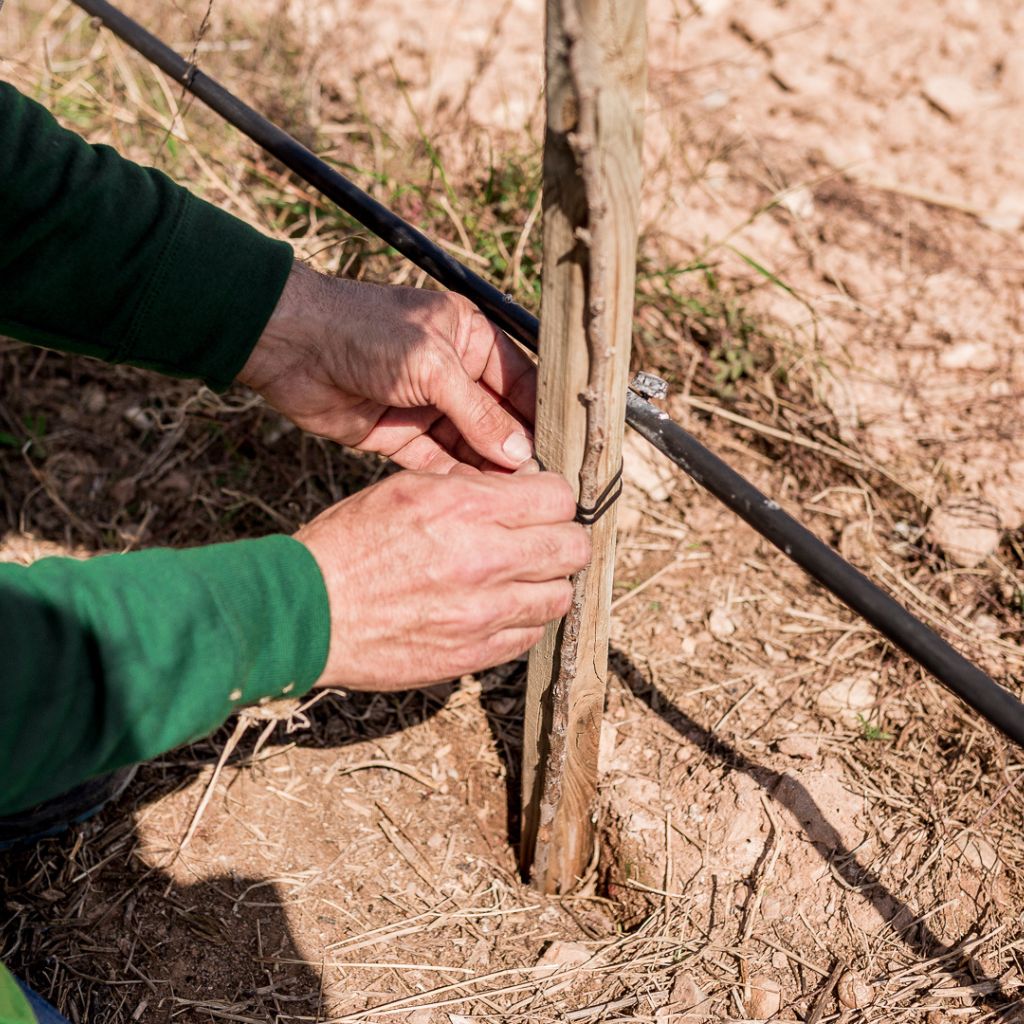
[575,463,623,526]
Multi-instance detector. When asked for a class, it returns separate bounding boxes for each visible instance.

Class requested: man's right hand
[295,470,590,690]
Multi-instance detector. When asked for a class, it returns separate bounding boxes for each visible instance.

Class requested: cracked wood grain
[520,0,646,894]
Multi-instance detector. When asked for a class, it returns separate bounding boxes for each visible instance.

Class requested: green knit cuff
[226,535,332,708]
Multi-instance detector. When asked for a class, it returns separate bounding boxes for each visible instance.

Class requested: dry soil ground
[2,1,1024,1022]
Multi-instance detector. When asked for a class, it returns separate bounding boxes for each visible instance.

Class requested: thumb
[435,363,534,469]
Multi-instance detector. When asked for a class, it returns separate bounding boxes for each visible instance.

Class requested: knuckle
[444,293,478,352]
[551,580,574,619]
[530,528,563,567]
[381,471,421,509]
[522,626,546,652]
[453,478,492,519]
[539,473,577,520]
[447,291,477,321]
[569,524,592,566]
[472,395,510,440]
[458,543,500,586]
[450,594,492,635]
[486,631,527,665]
[422,344,457,390]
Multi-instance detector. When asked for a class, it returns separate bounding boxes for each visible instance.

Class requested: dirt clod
[926,498,1002,567]
[837,970,874,1009]
[922,73,984,119]
[656,971,709,1020]
[746,974,783,1018]
[816,675,877,725]
[536,940,592,974]
[777,734,819,759]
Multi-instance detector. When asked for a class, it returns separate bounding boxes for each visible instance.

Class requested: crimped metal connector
[630,370,669,400]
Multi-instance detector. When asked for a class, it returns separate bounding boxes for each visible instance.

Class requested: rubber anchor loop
[574,463,624,526]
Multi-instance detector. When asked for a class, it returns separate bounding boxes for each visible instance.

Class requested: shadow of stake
[610,646,1018,1015]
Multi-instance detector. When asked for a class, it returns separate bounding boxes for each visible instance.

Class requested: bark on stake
[521,0,647,893]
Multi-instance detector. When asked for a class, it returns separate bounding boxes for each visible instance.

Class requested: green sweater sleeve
[0,536,330,815]
[0,81,294,388]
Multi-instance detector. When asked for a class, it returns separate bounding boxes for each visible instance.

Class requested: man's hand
[239,262,537,474]
[296,470,589,689]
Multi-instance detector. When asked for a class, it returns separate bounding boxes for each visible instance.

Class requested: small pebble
[747,974,783,1018]
[708,605,736,638]
[778,734,818,759]
[536,940,591,974]
[922,73,982,119]
[837,970,875,1009]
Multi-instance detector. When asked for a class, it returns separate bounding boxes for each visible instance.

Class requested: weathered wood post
[520,0,647,893]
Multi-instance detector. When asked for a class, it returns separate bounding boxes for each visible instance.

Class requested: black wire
[72,0,1024,750]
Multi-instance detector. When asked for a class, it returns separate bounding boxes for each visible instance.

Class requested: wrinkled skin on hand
[240,262,537,475]
[296,471,590,690]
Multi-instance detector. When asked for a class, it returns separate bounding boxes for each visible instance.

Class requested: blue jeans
[16,980,71,1024]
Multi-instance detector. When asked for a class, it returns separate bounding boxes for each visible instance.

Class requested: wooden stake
[520,0,646,893]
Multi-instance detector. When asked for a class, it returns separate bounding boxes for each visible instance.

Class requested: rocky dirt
[2,0,1024,1021]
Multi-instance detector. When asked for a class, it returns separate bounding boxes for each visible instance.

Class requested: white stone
[923,74,983,119]
[708,606,737,639]
[817,675,877,724]
[926,499,1002,568]
[746,975,783,1019]
[536,940,592,975]
[937,341,1000,371]
[981,193,1024,233]
[779,185,816,220]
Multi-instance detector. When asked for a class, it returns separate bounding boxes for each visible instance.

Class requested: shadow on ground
[2,647,1016,1021]
[0,687,453,1024]
[610,646,1017,1015]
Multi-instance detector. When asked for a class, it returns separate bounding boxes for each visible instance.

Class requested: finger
[477,522,590,582]
[480,332,538,425]
[480,472,578,527]
[433,358,535,470]
[426,388,532,470]
[499,579,575,628]
[478,625,548,668]
[425,416,525,472]
[357,405,445,459]
[480,379,534,433]
[387,432,462,474]
[458,582,568,638]
[505,524,591,582]
[427,416,492,469]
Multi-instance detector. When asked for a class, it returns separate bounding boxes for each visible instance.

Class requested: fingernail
[502,432,533,464]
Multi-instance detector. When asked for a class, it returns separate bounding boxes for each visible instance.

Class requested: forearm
[0,537,329,814]
[0,82,293,388]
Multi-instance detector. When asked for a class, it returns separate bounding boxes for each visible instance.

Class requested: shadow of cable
[609,646,1018,1014]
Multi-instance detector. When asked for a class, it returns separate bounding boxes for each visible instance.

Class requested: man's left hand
[238,262,537,474]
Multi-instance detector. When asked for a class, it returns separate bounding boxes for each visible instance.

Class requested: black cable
[72,0,1024,750]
